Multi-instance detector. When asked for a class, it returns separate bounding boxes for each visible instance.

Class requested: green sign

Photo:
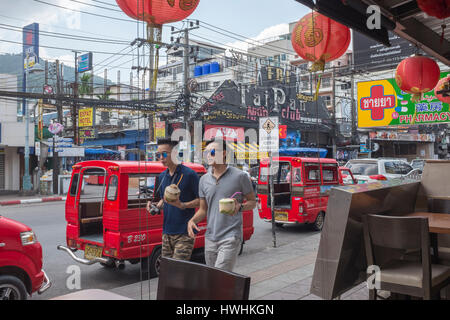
[358,72,450,128]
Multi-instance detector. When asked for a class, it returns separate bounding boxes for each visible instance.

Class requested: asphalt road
[1,202,320,300]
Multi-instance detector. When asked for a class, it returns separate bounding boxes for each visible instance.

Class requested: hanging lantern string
[441,18,447,45]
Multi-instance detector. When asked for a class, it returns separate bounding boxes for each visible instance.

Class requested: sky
[0,0,310,84]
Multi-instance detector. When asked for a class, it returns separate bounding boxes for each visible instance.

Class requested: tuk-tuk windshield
[127,174,160,209]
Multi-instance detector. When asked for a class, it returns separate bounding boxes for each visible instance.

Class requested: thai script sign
[357,72,450,128]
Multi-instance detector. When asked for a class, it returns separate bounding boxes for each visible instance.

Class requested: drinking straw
[176,174,184,187]
[230,192,242,199]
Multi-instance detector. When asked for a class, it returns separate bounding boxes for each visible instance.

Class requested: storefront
[367,130,436,161]
[81,129,148,161]
[197,66,332,161]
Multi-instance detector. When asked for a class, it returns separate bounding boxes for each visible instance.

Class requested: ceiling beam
[395,18,450,65]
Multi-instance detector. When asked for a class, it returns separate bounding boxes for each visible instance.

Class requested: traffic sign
[259,117,279,152]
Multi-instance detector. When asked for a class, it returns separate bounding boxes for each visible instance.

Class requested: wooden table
[405,212,450,234]
[404,212,450,263]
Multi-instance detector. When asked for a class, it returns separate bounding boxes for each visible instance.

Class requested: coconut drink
[219,198,236,215]
[164,184,181,202]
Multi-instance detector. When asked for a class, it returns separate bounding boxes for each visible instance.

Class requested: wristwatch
[181,202,187,210]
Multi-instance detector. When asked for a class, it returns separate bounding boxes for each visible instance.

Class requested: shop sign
[155,121,166,139]
[369,131,435,142]
[79,128,95,140]
[204,125,245,141]
[198,67,331,131]
[358,72,450,128]
[78,108,94,127]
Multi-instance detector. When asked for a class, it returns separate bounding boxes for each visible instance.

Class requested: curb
[0,196,66,206]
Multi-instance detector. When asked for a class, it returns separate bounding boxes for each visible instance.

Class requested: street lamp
[22,54,44,193]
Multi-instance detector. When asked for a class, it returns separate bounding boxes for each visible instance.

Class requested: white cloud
[0,0,86,55]
[224,23,290,54]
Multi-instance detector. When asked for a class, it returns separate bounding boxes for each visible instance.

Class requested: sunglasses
[204,149,216,157]
[155,152,168,159]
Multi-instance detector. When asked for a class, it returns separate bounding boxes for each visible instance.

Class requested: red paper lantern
[417,0,450,19]
[291,12,350,72]
[435,75,450,104]
[395,55,441,102]
[116,0,200,26]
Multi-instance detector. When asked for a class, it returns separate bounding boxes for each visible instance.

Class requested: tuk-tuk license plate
[84,244,103,260]
[275,211,288,222]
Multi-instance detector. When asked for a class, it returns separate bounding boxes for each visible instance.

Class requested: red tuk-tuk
[257,157,356,231]
[58,161,254,277]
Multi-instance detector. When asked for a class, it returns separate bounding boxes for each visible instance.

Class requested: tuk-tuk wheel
[141,247,161,278]
[311,211,325,231]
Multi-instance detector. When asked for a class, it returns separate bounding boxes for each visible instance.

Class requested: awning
[227,142,269,160]
[85,148,120,155]
[279,147,328,158]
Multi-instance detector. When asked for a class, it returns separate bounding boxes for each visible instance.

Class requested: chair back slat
[364,215,428,250]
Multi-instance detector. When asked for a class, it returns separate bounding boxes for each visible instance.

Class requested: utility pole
[53,59,62,195]
[350,73,357,144]
[22,54,32,192]
[73,51,80,146]
[331,66,337,159]
[171,21,199,133]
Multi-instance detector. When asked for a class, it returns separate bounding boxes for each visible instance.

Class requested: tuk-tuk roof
[260,157,338,165]
[73,160,206,174]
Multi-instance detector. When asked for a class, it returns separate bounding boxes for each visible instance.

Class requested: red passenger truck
[58,161,254,277]
[257,157,356,231]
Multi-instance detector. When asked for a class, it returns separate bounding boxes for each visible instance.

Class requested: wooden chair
[428,198,450,265]
[156,257,250,300]
[362,214,450,300]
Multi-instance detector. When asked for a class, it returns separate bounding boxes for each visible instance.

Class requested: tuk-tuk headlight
[299,206,304,214]
[20,231,37,246]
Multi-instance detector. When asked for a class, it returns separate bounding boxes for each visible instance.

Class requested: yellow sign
[357,80,397,128]
[78,108,93,127]
[154,121,166,139]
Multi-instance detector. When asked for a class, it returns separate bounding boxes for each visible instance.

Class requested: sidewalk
[110,233,369,300]
[0,193,66,206]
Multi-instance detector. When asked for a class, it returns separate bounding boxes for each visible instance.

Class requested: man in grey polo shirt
[188,139,256,271]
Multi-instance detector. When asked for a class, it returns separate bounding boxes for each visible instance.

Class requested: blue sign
[280,129,302,148]
[22,23,39,69]
[77,52,93,73]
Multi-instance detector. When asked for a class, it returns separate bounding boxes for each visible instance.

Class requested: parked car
[410,159,432,172]
[339,167,358,185]
[344,158,414,184]
[0,215,51,300]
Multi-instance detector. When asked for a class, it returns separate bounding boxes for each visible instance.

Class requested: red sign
[279,125,287,139]
[360,85,395,121]
[204,125,245,141]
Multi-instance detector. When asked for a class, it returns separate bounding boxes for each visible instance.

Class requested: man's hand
[232,198,242,216]
[187,219,200,238]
